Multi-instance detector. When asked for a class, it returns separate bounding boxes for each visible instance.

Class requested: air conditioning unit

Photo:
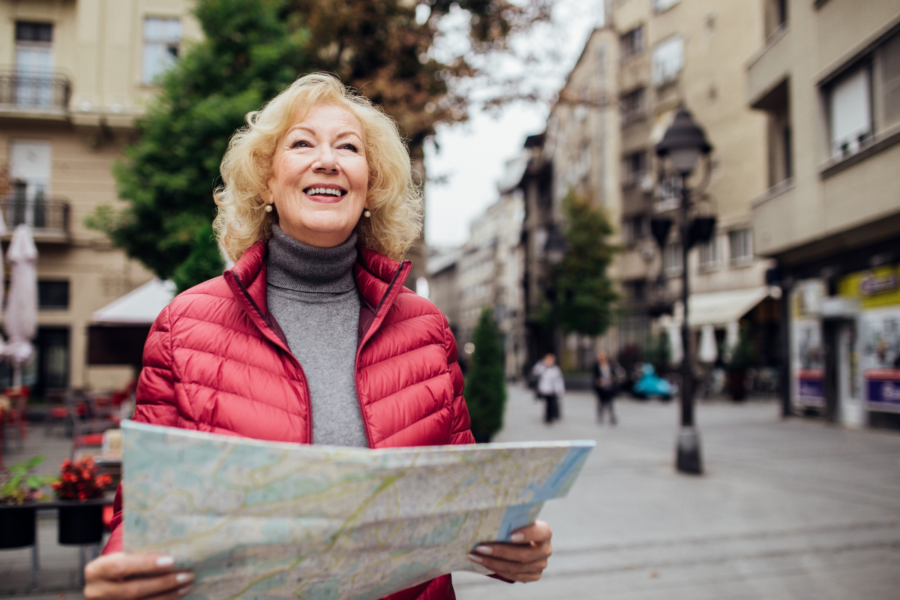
[640,174,655,192]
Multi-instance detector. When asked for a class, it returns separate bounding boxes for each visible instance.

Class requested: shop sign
[838,265,900,309]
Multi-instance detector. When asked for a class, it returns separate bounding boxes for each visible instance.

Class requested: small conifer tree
[464,307,507,443]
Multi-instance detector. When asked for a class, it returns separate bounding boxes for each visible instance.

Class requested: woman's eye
[291,139,311,148]
[341,143,358,152]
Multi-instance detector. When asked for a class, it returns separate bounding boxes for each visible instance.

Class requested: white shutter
[830,67,871,157]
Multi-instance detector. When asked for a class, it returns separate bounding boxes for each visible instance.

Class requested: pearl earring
[265,204,273,213]
[363,209,371,218]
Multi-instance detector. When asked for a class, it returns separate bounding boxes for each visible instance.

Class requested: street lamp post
[545,223,569,356]
[654,108,714,475]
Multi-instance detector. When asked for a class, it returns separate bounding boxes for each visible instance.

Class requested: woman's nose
[313,146,338,172]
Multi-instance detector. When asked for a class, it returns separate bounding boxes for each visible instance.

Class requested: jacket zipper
[228,271,315,444]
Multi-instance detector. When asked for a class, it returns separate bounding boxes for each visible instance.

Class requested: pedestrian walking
[536,353,565,423]
[592,350,621,425]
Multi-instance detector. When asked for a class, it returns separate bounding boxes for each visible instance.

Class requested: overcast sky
[423,0,605,248]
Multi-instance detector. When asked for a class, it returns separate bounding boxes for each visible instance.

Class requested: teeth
[307,187,342,196]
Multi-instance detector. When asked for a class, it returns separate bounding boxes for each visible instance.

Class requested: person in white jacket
[536,353,565,423]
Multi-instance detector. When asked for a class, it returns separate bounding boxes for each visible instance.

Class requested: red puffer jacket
[103,240,475,600]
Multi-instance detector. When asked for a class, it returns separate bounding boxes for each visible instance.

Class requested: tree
[554,191,619,338]
[89,0,551,292]
[464,307,507,443]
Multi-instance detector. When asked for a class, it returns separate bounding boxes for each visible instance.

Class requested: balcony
[0,195,71,242]
[0,70,71,114]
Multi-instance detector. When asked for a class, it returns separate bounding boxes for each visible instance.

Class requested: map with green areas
[121,420,594,600]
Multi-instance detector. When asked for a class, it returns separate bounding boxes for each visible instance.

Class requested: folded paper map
[121,420,594,600]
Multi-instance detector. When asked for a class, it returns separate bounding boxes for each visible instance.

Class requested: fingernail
[467,553,483,564]
[474,545,493,555]
[176,572,194,584]
[510,533,525,543]
[156,556,175,568]
[178,585,193,597]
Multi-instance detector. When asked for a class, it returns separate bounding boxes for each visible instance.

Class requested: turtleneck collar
[267,224,358,293]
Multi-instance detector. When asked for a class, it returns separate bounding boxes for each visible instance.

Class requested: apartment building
[610,0,778,370]
[449,157,526,379]
[748,0,900,427]
[536,27,621,371]
[0,0,198,396]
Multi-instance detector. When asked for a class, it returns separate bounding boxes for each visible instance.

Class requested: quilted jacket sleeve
[103,305,183,555]
[443,316,476,446]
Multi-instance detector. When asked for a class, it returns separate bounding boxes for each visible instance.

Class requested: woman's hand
[467,520,552,583]
[84,553,194,600]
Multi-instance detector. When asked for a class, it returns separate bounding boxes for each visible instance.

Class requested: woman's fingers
[84,553,193,600]
[469,520,553,583]
[86,553,176,582]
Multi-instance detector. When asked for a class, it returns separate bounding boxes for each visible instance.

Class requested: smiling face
[263,104,369,248]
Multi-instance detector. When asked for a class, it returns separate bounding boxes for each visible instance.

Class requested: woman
[535,353,564,424]
[592,350,619,425]
[83,74,552,600]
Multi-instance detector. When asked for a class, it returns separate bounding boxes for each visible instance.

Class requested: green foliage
[1,456,57,505]
[726,327,755,371]
[644,330,672,372]
[88,0,310,292]
[553,192,619,337]
[464,307,507,443]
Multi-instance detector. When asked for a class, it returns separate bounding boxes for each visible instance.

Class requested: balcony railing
[0,70,71,111]
[0,195,70,240]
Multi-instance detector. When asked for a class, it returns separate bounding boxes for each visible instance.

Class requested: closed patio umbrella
[4,224,38,388]
[698,324,718,364]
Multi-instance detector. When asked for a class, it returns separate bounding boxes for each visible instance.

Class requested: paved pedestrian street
[454,385,900,600]
[4,386,899,599]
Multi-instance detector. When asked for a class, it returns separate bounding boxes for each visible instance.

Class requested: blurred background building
[748,0,900,427]
[0,0,198,396]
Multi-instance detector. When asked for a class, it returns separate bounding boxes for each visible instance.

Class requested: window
[663,242,683,275]
[9,140,52,228]
[879,32,900,129]
[625,280,647,303]
[15,22,54,107]
[652,36,683,87]
[620,26,644,60]
[622,151,648,187]
[143,17,182,84]
[699,236,719,270]
[654,0,680,12]
[729,229,753,264]
[622,215,647,247]
[828,66,872,158]
[764,0,787,37]
[39,280,69,310]
[620,87,646,125]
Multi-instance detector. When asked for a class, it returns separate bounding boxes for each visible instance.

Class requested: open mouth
[303,186,347,199]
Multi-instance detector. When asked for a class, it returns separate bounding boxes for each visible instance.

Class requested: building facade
[610,0,778,378]
[747,0,900,427]
[0,0,198,396]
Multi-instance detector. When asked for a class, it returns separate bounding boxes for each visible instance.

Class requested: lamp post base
[676,426,703,474]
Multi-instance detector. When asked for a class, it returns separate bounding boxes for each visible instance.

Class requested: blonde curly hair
[213,73,423,262]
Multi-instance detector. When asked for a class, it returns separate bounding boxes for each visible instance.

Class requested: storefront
[788,265,900,426]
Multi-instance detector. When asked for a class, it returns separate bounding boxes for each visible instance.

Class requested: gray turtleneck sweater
[266,225,368,447]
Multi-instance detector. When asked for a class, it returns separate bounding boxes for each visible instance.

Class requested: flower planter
[0,504,37,549]
[57,501,105,545]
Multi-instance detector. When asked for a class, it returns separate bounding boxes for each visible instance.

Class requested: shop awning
[688,286,780,327]
[89,279,175,367]
[92,278,175,325]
